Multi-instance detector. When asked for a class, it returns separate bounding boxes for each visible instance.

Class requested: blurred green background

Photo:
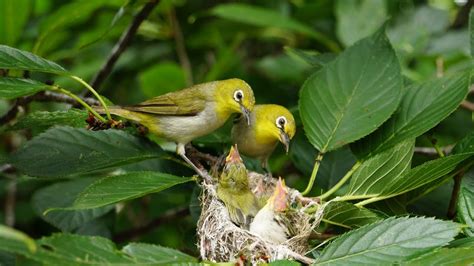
[1,0,473,256]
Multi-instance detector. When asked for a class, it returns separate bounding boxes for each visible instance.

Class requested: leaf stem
[334,194,377,202]
[301,153,324,196]
[50,86,107,123]
[319,161,362,200]
[69,75,111,120]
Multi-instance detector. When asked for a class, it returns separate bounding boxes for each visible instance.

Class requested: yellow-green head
[214,79,255,124]
[232,104,296,164]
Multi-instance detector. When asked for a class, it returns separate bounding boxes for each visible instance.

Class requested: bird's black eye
[233,89,244,102]
[276,116,287,129]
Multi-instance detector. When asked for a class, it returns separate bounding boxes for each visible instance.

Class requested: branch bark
[451,0,474,29]
[86,0,160,94]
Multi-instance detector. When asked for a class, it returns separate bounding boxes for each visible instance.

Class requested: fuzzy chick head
[214,78,255,124]
[269,177,289,212]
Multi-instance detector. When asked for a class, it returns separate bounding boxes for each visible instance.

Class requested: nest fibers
[197,172,327,264]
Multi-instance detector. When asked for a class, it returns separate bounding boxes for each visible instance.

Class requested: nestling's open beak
[239,104,251,125]
[279,130,291,154]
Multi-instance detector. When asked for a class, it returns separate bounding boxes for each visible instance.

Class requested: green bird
[95,79,255,177]
[217,145,259,229]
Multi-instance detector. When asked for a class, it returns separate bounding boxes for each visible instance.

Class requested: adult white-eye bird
[231,104,296,173]
[250,177,291,244]
[217,145,259,229]
[95,79,255,177]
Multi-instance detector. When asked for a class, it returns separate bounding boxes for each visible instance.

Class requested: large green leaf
[0,225,36,254]
[10,127,164,177]
[347,139,414,196]
[316,217,461,265]
[138,62,186,98]
[0,78,51,99]
[352,73,470,158]
[335,0,387,46]
[0,233,197,265]
[0,0,31,46]
[0,45,68,74]
[449,237,474,248]
[32,178,113,232]
[11,109,88,132]
[122,243,197,264]
[210,3,339,51]
[70,172,192,209]
[402,248,474,266]
[299,27,402,152]
[453,131,474,154]
[323,201,381,229]
[382,153,473,197]
[457,177,474,236]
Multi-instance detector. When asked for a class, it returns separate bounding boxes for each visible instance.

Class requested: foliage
[0,0,473,264]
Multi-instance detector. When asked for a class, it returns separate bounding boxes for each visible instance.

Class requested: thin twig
[447,170,465,219]
[86,0,160,94]
[170,7,193,86]
[414,146,453,156]
[461,100,474,112]
[113,206,190,242]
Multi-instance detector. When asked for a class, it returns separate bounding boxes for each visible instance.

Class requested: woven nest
[197,172,326,264]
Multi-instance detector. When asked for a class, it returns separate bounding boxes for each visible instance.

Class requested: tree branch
[461,100,474,112]
[414,146,453,156]
[86,0,160,94]
[113,206,190,243]
[447,171,464,219]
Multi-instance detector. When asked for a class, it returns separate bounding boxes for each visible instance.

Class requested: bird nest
[197,172,326,264]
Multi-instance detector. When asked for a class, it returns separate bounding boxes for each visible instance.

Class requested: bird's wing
[124,86,208,116]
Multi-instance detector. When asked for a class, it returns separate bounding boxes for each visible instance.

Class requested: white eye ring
[233,89,244,102]
[276,116,287,129]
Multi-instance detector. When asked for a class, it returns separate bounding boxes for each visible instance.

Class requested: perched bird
[95,79,255,177]
[231,104,296,173]
[250,177,291,244]
[217,145,259,228]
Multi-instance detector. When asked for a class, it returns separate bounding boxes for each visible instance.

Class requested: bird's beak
[279,130,291,154]
[239,104,251,125]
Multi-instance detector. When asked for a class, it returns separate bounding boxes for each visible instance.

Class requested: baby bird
[250,178,291,244]
[95,79,255,177]
[232,104,296,173]
[217,145,259,229]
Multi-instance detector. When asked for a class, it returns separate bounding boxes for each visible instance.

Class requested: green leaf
[449,237,474,248]
[32,178,113,231]
[457,177,474,236]
[0,45,68,74]
[12,234,198,265]
[11,109,88,132]
[335,0,387,46]
[70,172,192,209]
[402,248,474,266]
[0,0,31,46]
[470,7,474,57]
[138,62,186,98]
[33,0,123,55]
[299,27,402,152]
[382,153,473,197]
[210,3,339,52]
[10,127,164,177]
[347,139,414,196]
[0,225,36,254]
[285,47,336,68]
[323,201,381,229]
[122,243,197,264]
[453,131,474,154]
[316,217,461,265]
[0,78,51,99]
[352,73,470,158]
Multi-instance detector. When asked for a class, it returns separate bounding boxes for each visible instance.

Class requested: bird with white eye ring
[231,104,296,174]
